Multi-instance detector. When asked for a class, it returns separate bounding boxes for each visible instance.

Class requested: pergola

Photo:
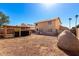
[0,25,31,38]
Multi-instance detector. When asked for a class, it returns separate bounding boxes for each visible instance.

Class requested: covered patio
[0,25,31,38]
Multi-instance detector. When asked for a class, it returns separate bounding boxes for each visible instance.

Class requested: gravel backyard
[0,34,67,56]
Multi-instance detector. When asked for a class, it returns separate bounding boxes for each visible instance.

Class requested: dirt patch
[0,34,67,56]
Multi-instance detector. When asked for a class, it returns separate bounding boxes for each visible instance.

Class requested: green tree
[75,15,78,27]
[69,18,72,29]
[0,12,9,27]
[76,24,79,28]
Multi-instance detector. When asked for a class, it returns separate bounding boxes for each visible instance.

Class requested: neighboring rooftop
[2,25,30,28]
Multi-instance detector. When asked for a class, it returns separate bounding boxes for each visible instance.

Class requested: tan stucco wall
[77,28,79,39]
[35,18,61,32]
[53,19,61,30]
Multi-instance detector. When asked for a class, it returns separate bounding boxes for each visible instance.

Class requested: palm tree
[0,12,9,27]
[75,15,78,27]
[69,18,72,29]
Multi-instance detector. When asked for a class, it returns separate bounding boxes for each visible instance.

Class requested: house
[58,25,69,34]
[21,23,35,33]
[0,25,31,38]
[35,17,62,35]
[27,24,35,33]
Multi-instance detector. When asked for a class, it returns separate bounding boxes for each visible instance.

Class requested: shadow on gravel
[58,46,79,56]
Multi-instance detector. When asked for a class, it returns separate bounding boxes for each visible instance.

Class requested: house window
[35,23,38,26]
[48,21,52,25]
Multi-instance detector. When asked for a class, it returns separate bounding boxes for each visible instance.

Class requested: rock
[57,30,79,52]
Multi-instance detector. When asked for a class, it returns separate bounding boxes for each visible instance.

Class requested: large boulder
[57,30,79,52]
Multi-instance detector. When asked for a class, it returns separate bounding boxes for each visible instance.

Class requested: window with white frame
[48,21,52,26]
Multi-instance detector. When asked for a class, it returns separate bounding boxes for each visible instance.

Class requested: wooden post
[19,27,21,37]
[4,26,7,38]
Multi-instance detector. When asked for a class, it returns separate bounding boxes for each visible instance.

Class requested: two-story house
[35,17,62,35]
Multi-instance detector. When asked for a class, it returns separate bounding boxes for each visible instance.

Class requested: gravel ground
[0,34,67,56]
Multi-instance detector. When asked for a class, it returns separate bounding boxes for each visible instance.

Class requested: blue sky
[0,3,79,28]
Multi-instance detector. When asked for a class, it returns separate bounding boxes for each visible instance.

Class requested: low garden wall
[76,28,79,39]
[36,30,58,36]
